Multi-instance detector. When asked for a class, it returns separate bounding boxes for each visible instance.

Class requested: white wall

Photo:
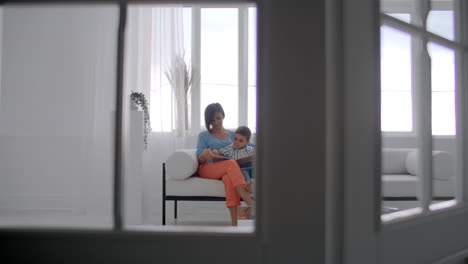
[383,135,457,155]
[0,5,118,226]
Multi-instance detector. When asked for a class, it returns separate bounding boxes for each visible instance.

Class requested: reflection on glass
[380,0,413,23]
[380,25,423,221]
[381,39,458,221]
[0,5,118,228]
[428,2,454,40]
[388,13,411,23]
[380,25,412,132]
[429,42,456,210]
[428,42,456,136]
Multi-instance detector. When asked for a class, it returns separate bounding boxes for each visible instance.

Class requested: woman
[196,103,253,226]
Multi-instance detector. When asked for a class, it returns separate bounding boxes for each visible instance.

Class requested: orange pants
[198,159,246,207]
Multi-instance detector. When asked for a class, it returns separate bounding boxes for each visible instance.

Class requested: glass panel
[380,25,413,132]
[429,42,456,135]
[427,10,454,41]
[200,8,238,129]
[126,5,256,231]
[248,7,257,133]
[381,28,422,221]
[427,1,454,40]
[0,5,118,228]
[428,42,457,210]
[388,13,411,23]
[380,0,414,23]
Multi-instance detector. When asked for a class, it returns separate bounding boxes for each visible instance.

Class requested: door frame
[0,1,327,264]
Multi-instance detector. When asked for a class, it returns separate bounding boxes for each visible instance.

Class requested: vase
[131,101,139,110]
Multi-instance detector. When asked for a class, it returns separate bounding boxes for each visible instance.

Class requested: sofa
[381,148,454,200]
[162,149,226,225]
[162,148,455,224]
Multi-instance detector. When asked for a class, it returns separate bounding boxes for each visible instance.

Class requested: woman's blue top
[196,130,235,158]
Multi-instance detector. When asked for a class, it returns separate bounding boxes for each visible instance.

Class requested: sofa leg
[162,198,166,225]
[174,200,178,219]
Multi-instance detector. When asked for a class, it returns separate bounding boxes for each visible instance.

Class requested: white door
[0,1,327,263]
[339,0,468,263]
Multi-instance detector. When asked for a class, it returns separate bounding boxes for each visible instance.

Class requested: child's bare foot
[244,181,253,193]
[244,206,252,219]
[237,206,252,219]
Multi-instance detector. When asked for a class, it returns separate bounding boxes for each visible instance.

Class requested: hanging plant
[130,91,151,150]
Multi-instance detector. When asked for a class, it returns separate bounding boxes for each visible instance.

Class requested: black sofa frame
[162,163,226,225]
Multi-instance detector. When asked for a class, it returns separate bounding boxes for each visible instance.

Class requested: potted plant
[130,91,151,150]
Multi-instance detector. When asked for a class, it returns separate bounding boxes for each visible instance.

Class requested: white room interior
[2,0,468,264]
[0,2,462,228]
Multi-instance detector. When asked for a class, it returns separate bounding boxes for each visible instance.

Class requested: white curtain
[125,6,195,224]
[150,7,187,136]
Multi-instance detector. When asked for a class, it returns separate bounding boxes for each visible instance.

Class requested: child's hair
[235,126,251,141]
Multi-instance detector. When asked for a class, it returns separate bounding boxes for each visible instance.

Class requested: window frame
[380,2,460,137]
[342,0,468,262]
[380,4,467,223]
[177,3,257,132]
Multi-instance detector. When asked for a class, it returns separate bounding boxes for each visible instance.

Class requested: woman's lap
[199,160,245,185]
[199,160,234,179]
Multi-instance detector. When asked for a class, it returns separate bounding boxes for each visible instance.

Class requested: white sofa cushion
[382,148,412,174]
[382,174,455,197]
[405,150,454,181]
[382,174,418,197]
[166,149,198,180]
[166,177,225,197]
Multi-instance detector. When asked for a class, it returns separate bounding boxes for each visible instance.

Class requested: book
[235,155,255,168]
[212,154,255,168]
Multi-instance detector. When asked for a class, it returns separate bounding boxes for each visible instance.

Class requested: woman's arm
[198,149,215,164]
[196,132,213,164]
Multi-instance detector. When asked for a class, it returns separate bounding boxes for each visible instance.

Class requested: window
[380,23,412,132]
[150,5,257,133]
[380,0,464,222]
[380,10,456,136]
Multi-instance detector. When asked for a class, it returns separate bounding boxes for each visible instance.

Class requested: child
[214,126,255,192]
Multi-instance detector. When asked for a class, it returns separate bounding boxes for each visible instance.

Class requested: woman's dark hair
[235,126,251,141]
[204,103,225,132]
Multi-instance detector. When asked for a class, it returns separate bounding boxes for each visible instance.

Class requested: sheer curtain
[125,6,195,224]
[150,7,187,136]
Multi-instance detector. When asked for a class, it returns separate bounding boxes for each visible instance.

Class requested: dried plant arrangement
[163,54,200,130]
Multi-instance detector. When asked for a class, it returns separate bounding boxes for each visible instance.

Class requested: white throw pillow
[166,149,199,180]
[405,150,453,181]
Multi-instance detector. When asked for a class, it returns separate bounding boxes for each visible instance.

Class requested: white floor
[0,200,255,232]
[144,200,255,232]
[2,199,456,231]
